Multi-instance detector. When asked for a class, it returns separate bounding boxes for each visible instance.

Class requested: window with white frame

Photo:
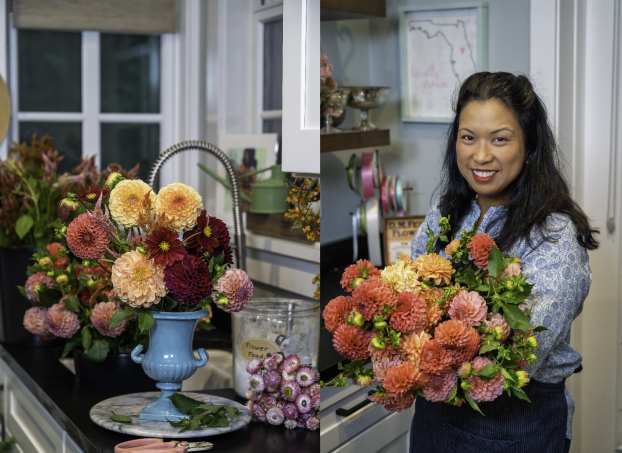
[10,28,173,180]
[254,2,283,156]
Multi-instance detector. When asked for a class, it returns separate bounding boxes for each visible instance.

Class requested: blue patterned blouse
[410,199,592,439]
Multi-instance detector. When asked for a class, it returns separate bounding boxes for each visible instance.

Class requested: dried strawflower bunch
[246,353,320,431]
[322,217,545,415]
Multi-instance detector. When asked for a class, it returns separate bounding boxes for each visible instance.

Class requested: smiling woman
[408,72,599,453]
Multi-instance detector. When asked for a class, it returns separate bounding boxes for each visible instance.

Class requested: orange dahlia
[369,391,415,413]
[155,183,203,233]
[332,324,371,361]
[419,339,454,376]
[352,277,397,321]
[426,302,445,332]
[66,213,109,260]
[383,361,427,398]
[109,179,156,228]
[435,320,473,349]
[413,253,455,285]
[372,356,402,384]
[46,243,68,269]
[420,286,446,305]
[389,291,428,334]
[467,233,498,270]
[398,253,416,270]
[444,239,461,256]
[452,327,481,366]
[368,332,401,362]
[111,250,167,308]
[400,331,431,364]
[340,259,381,293]
[323,295,353,333]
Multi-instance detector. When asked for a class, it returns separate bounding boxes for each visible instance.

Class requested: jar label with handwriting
[240,338,280,361]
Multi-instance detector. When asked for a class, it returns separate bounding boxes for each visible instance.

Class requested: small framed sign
[384,215,426,265]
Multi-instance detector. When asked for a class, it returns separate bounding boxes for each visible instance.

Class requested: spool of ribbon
[375,150,383,189]
[351,209,359,262]
[381,177,390,214]
[395,177,403,211]
[347,154,362,194]
[389,176,397,211]
[361,152,376,199]
[365,198,382,266]
[360,200,367,235]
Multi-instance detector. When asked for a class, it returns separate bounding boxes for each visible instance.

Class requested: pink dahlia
[352,277,397,321]
[333,324,371,361]
[90,302,126,337]
[422,370,457,402]
[373,356,402,384]
[66,213,109,260]
[23,307,55,340]
[467,356,505,402]
[483,313,511,342]
[448,291,488,327]
[211,268,253,313]
[45,302,80,338]
[165,255,213,305]
[389,291,428,335]
[467,233,498,270]
[25,272,56,302]
[323,295,354,333]
[340,259,381,292]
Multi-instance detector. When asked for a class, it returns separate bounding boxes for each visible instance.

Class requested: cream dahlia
[389,291,428,334]
[352,277,397,321]
[413,253,455,285]
[23,307,54,340]
[109,179,156,228]
[500,262,522,279]
[422,370,457,402]
[66,213,109,260]
[448,291,488,327]
[90,301,127,337]
[381,260,421,294]
[332,324,371,361]
[111,250,166,308]
[155,183,203,233]
[323,295,353,333]
[467,356,505,402]
[483,313,511,342]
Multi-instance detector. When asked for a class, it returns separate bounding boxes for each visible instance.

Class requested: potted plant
[0,134,128,345]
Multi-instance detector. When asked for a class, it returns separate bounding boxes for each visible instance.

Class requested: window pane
[19,122,82,174]
[18,31,81,112]
[263,20,283,111]
[101,123,160,180]
[101,34,160,113]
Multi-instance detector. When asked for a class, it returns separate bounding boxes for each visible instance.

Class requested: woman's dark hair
[438,71,599,251]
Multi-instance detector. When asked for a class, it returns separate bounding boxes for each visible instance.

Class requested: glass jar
[231,298,320,396]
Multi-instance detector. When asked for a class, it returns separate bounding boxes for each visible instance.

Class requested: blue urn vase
[131,308,209,421]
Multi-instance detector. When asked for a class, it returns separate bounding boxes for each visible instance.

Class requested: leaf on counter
[110,411,131,423]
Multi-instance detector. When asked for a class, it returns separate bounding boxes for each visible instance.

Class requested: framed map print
[399,3,488,123]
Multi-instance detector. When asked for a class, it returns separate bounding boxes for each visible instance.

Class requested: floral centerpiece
[322,217,546,414]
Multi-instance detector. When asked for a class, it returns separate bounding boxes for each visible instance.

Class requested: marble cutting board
[90,391,251,438]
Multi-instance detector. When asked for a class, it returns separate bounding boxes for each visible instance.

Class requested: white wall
[320,0,531,245]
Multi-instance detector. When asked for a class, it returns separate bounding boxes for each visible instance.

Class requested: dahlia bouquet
[322,217,546,415]
[245,353,320,430]
[20,242,150,361]
[54,173,253,337]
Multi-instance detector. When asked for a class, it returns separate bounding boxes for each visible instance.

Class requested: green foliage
[110,411,132,423]
[166,394,241,433]
[138,310,155,332]
[87,340,110,362]
[0,436,16,453]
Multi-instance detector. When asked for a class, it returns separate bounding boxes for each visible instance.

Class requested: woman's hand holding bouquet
[322,217,546,414]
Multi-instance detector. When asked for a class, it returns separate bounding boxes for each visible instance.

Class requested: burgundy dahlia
[184,211,230,254]
[163,255,213,304]
[144,227,186,266]
[76,184,110,202]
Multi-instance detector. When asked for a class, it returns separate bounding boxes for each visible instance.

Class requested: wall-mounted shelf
[320,129,390,153]
[320,0,386,21]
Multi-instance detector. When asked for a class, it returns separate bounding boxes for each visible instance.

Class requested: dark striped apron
[409,379,569,453]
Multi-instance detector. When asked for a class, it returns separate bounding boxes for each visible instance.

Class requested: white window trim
[7,20,175,171]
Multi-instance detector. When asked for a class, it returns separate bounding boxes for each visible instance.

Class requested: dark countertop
[0,282,318,453]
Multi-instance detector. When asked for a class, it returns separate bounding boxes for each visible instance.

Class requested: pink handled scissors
[114,438,213,453]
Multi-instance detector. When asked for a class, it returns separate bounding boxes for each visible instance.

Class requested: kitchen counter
[0,283,318,453]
